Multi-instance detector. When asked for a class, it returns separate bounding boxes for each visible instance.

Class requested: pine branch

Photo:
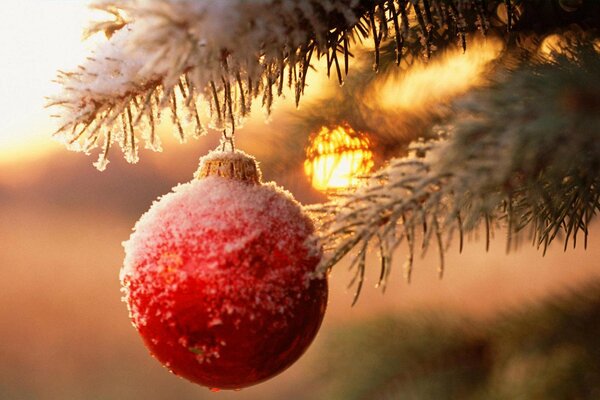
[308,44,600,299]
[49,0,369,169]
[49,1,600,168]
[50,0,530,169]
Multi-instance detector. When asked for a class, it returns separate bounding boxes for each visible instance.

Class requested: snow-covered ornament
[121,148,328,390]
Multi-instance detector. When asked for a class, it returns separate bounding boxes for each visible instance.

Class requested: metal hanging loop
[221,128,235,152]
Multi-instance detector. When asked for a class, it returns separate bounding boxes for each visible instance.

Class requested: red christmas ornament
[121,149,328,390]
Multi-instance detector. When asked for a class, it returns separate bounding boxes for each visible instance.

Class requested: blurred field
[1,138,599,400]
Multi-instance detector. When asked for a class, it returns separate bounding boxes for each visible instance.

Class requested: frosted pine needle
[48,0,517,169]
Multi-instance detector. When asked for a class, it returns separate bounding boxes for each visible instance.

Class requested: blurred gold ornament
[304,124,374,192]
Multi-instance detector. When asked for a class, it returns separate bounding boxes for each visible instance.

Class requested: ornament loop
[221,129,235,152]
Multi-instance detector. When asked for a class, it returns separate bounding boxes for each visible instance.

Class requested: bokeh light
[372,37,503,112]
[304,124,374,191]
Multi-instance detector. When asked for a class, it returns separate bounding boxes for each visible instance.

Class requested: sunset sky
[0,1,99,164]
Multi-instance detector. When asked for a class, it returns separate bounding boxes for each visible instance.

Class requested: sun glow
[303,38,502,192]
[0,1,101,165]
[304,125,374,192]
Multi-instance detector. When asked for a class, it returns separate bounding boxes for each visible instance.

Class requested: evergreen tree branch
[49,1,600,168]
[49,0,528,169]
[308,44,600,300]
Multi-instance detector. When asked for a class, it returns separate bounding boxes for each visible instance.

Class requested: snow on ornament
[121,148,328,390]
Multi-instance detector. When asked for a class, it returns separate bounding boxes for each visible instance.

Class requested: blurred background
[1,2,600,399]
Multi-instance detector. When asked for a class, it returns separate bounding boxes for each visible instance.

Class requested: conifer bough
[49,0,600,167]
[48,0,600,299]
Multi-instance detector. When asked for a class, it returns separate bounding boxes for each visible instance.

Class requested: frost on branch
[48,0,368,170]
[309,49,600,303]
[48,0,521,169]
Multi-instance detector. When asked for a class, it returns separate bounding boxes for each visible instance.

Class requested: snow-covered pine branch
[309,46,600,302]
[48,0,367,170]
[49,0,529,170]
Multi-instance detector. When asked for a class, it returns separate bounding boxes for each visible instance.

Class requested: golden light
[539,34,568,59]
[304,124,374,192]
[372,37,504,112]
[0,1,103,165]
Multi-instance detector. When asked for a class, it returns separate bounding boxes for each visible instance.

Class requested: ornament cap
[195,149,261,184]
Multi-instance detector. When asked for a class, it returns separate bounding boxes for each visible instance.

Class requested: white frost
[49,0,360,168]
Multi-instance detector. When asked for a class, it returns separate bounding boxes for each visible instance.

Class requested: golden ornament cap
[195,149,261,184]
